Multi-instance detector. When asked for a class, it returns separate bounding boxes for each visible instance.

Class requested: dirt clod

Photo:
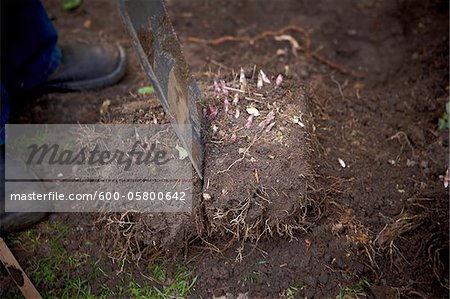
[1,0,448,298]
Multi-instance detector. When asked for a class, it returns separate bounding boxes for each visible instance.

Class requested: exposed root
[97,212,141,273]
[204,177,319,261]
[387,131,416,160]
[95,212,164,272]
[311,52,360,77]
[187,25,311,54]
[187,24,361,77]
[217,134,259,173]
[427,231,449,289]
[332,208,379,271]
[375,210,420,270]
[374,210,423,250]
[374,206,449,290]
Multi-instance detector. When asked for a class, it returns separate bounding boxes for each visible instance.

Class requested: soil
[138,27,155,68]
[196,75,317,246]
[1,0,449,298]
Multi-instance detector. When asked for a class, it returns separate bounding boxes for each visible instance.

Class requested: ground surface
[1,0,448,298]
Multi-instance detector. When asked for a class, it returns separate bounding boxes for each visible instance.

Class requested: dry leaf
[246,107,260,116]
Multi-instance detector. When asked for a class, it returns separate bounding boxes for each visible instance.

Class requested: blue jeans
[0,0,61,143]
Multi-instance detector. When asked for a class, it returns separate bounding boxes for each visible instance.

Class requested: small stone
[203,193,212,201]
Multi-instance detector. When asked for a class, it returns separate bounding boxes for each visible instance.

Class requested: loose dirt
[1,0,448,298]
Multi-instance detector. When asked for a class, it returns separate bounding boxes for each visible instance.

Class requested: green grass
[337,279,371,299]
[140,262,197,299]
[279,285,306,299]
[2,221,197,299]
[62,0,82,11]
[245,259,272,284]
[438,101,450,130]
[7,227,43,251]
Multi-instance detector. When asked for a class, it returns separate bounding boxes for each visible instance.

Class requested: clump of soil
[196,69,318,248]
[98,68,320,260]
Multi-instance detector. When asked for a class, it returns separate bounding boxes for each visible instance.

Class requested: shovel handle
[0,237,42,299]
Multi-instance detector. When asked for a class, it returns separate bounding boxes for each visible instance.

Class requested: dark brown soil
[1,0,448,298]
[194,73,319,249]
[138,27,155,68]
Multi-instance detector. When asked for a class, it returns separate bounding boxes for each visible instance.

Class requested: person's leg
[0,0,126,137]
[0,1,126,233]
[1,0,126,93]
[1,0,59,146]
[0,1,58,233]
[0,81,51,233]
[1,0,61,91]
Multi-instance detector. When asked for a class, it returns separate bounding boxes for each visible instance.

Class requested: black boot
[41,42,127,92]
